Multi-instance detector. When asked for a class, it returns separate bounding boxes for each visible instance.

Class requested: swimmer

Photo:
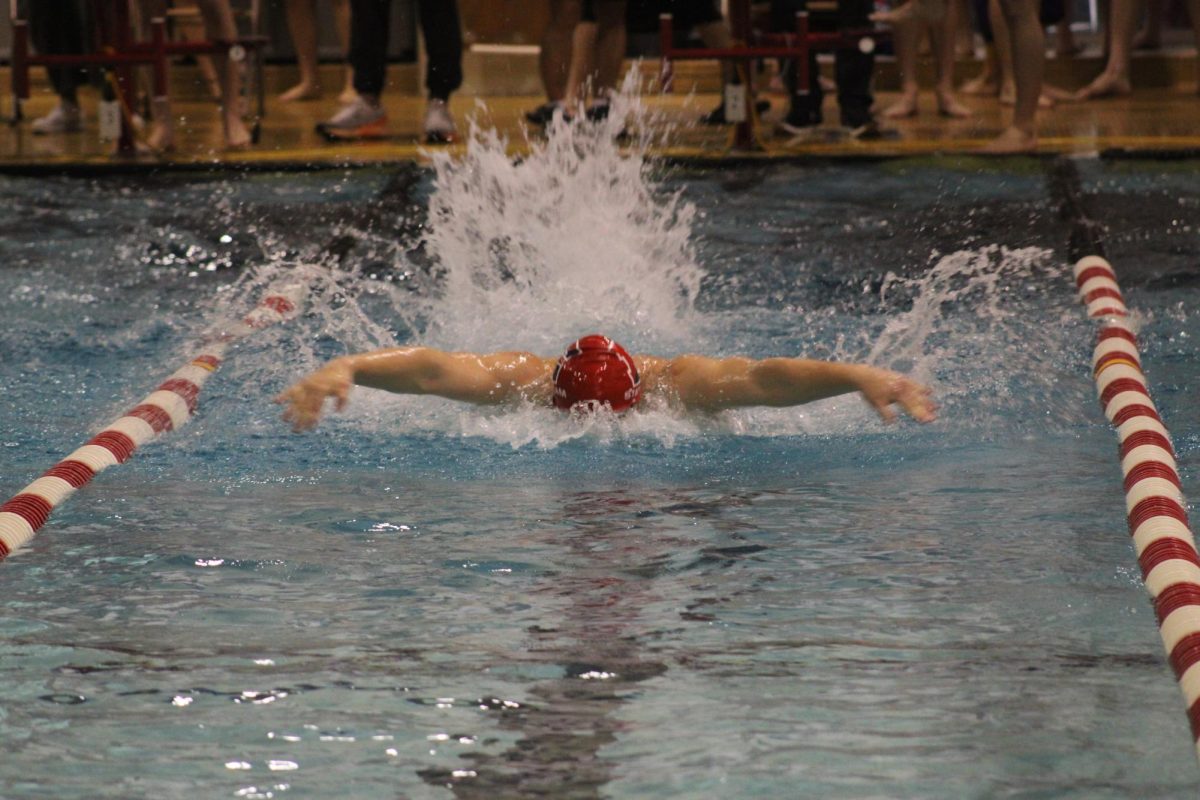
[276,334,937,431]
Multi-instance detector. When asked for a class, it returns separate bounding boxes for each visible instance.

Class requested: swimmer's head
[552,335,642,413]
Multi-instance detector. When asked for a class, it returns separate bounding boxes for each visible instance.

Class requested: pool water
[2,118,1200,798]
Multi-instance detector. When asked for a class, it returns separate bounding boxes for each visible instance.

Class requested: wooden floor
[1,45,1198,168]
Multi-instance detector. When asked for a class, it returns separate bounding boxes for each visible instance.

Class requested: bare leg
[281,0,321,101]
[1133,0,1165,48]
[990,0,1015,101]
[542,0,583,102]
[1054,0,1080,56]
[145,95,176,151]
[1075,0,1134,98]
[993,3,1057,108]
[961,43,1001,94]
[590,0,627,103]
[563,20,597,111]
[932,0,971,115]
[134,0,177,150]
[882,15,922,117]
[194,0,252,148]
[332,0,356,102]
[956,0,976,57]
[983,0,1042,152]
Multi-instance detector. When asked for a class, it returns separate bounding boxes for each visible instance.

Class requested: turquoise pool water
[2,129,1199,798]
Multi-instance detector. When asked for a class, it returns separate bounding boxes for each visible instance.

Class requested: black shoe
[585,102,610,123]
[525,101,565,126]
[777,107,822,136]
[700,99,771,125]
[847,120,879,140]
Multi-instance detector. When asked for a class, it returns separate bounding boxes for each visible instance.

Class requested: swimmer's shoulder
[635,353,727,404]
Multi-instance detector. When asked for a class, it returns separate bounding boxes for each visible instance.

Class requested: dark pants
[28,0,89,101]
[771,0,874,128]
[349,0,463,101]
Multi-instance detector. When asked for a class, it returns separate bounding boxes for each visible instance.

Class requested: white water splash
[418,85,703,355]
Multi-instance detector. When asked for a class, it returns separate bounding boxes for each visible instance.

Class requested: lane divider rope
[1073,255,1200,759]
[0,284,304,562]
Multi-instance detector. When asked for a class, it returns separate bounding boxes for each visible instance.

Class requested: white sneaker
[31,101,82,135]
[315,97,387,140]
[423,98,457,145]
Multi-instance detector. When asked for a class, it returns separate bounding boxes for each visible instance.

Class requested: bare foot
[223,110,253,150]
[146,122,175,153]
[1074,72,1132,100]
[1042,83,1077,102]
[279,81,321,103]
[1132,29,1162,50]
[960,74,999,96]
[1055,30,1082,58]
[147,98,175,153]
[936,89,972,118]
[980,126,1037,153]
[881,93,919,119]
[999,85,1055,108]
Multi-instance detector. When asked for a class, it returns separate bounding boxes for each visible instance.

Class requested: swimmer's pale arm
[668,356,937,423]
[276,348,547,431]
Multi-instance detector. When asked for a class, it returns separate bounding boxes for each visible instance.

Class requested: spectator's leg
[834,0,874,129]
[772,0,823,129]
[193,0,252,148]
[1133,0,1164,49]
[590,0,628,106]
[961,0,1001,94]
[983,0,1042,152]
[990,0,1016,101]
[122,0,175,151]
[563,15,598,111]
[348,0,390,102]
[416,0,462,142]
[280,0,322,101]
[541,0,583,103]
[27,0,86,122]
[314,0,387,139]
[416,0,463,102]
[931,0,972,115]
[881,15,922,117]
[331,0,357,102]
[1055,0,1080,55]
[1074,0,1134,98]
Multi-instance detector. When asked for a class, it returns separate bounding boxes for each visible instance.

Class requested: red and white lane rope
[0,284,304,562]
[1074,255,1200,758]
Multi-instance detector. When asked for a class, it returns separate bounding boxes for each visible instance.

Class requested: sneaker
[524,100,565,126]
[776,108,823,137]
[699,99,771,125]
[315,98,387,141]
[31,101,82,134]
[846,119,884,140]
[423,98,457,144]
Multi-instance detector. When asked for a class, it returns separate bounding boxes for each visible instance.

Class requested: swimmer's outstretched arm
[276,347,551,431]
[663,355,937,423]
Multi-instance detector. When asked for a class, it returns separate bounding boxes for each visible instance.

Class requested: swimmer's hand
[275,358,354,432]
[854,366,937,424]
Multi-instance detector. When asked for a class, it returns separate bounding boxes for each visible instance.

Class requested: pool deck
[1,42,1198,170]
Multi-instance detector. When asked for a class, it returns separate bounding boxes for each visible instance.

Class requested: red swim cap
[552,335,642,412]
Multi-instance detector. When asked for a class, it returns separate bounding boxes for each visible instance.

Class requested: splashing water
[168,91,1091,447]
[418,87,703,354]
